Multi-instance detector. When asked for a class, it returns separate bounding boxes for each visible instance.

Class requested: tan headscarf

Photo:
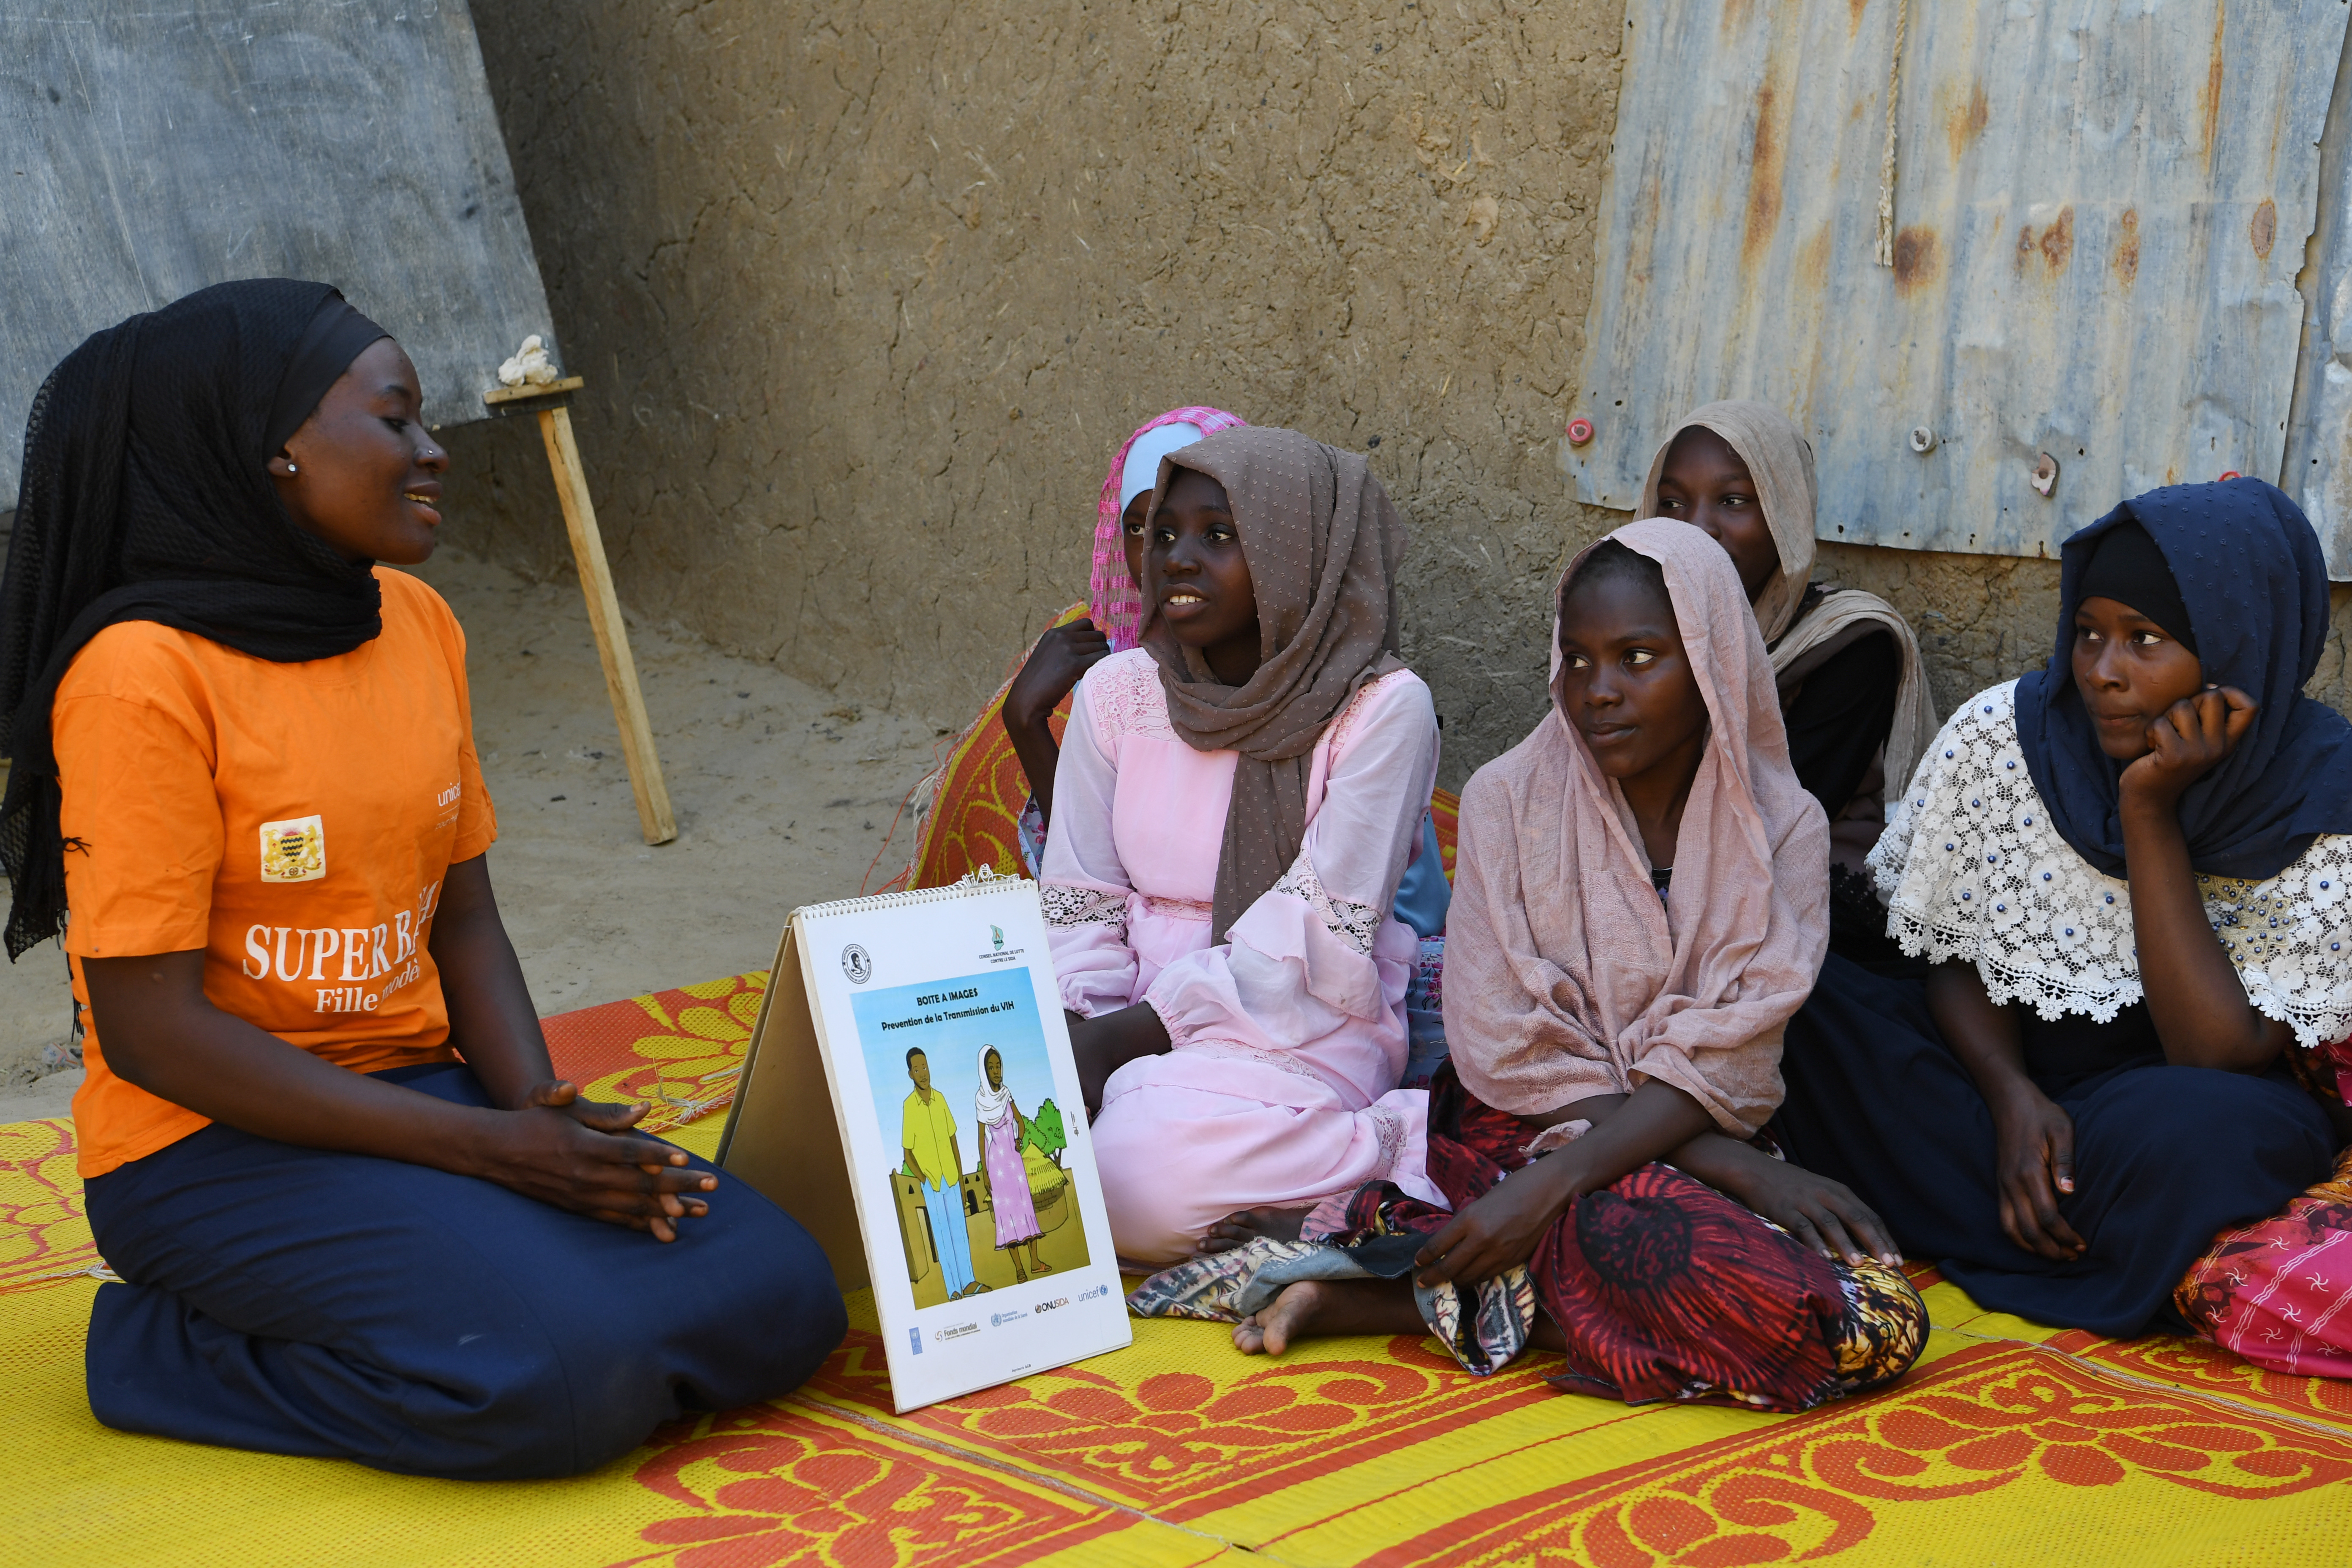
[1443,519,1829,1136]
[1140,427,1409,941]
[1637,400,1933,801]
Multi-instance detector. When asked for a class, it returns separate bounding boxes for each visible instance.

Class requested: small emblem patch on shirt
[259,815,326,882]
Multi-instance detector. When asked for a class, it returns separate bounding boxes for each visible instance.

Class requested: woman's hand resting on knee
[84,856,717,1242]
[1924,961,2086,1262]
[462,1080,715,1241]
[1987,1086,2085,1261]
[1680,1139,1900,1266]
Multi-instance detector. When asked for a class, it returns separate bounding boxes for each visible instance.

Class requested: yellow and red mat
[4,979,2348,1565]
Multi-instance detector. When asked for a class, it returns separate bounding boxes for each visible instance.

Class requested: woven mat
[5,980,2349,1565]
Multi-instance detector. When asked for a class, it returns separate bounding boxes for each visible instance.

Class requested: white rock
[497,333,558,388]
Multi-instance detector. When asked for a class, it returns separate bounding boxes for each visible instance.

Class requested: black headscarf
[2076,520,2197,655]
[2015,478,2352,882]
[0,279,391,957]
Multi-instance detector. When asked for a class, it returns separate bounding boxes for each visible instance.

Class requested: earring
[285,463,297,474]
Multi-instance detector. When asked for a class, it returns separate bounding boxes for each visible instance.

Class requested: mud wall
[451,0,2352,789]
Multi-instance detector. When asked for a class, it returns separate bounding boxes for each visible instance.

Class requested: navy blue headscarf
[2015,478,2352,882]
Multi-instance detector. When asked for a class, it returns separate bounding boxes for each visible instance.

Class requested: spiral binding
[795,863,1034,923]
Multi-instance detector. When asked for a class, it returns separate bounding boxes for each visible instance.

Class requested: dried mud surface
[455,0,2352,768]
[456,0,1638,785]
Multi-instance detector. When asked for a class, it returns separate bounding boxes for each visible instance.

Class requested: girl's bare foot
[1230,1278,1423,1356]
[1196,1205,1316,1255]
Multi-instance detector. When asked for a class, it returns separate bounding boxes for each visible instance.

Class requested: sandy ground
[0,546,953,1123]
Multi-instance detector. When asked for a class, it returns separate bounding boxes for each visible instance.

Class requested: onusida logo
[1034,1296,1070,1314]
[841,944,872,984]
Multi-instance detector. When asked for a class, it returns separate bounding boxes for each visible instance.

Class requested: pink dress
[980,1109,1042,1247]
[1042,648,1444,1265]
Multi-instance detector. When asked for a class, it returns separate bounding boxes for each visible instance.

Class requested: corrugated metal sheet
[2284,34,2352,565]
[0,2,553,505]
[1567,0,2349,566]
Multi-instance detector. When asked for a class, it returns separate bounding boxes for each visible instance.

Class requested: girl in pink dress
[975,1047,1048,1280]
[1042,426,1444,1265]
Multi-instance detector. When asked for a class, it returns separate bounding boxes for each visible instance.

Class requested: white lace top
[1868,681,2352,1047]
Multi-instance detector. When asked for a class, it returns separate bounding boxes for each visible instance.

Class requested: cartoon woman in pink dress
[975,1047,1049,1282]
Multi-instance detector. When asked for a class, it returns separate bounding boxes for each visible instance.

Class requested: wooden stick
[483,375,585,406]
[534,404,678,845]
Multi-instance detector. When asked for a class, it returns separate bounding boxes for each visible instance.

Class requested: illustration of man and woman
[899,1045,1049,1296]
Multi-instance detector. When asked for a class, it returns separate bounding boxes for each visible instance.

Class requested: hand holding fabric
[1411,1157,1578,1290]
[1412,1078,1715,1288]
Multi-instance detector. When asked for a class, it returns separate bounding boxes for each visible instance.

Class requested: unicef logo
[841,944,872,985]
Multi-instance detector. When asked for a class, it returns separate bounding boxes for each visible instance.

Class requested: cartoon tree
[1021,1098,1068,1167]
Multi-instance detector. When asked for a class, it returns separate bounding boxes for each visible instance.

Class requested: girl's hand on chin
[2123,686,2256,806]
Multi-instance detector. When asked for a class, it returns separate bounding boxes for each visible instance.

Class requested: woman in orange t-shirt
[0,280,844,1480]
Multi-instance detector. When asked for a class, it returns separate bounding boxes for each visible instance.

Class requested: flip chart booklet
[716,869,1130,1412]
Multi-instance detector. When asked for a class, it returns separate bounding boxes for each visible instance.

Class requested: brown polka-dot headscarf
[1139,426,1409,941]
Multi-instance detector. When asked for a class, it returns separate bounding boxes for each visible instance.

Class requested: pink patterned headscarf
[1090,406,1249,651]
[1445,518,1830,1137]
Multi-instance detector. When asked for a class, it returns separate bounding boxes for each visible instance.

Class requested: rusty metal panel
[1566,0,2349,567]
[2285,29,2352,566]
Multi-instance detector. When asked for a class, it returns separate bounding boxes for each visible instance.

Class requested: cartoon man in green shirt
[901,1047,977,1297]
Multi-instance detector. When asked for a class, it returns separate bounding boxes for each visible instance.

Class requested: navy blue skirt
[1774,954,2334,1337]
[82,1062,846,1479]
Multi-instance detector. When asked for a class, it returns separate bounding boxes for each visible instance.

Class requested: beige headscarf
[1140,427,1408,941]
[1443,519,1830,1136]
[1638,400,1933,801]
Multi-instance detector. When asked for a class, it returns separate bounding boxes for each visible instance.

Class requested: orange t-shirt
[56,568,498,1177]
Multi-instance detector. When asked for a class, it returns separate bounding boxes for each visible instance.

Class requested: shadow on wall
[439,1,2352,785]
